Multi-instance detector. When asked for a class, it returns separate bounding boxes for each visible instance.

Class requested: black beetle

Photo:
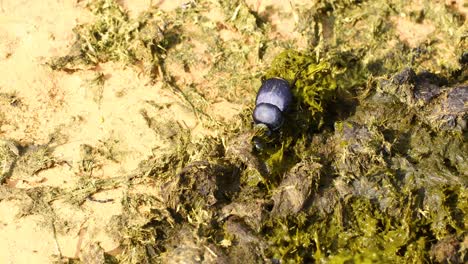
[252,78,293,131]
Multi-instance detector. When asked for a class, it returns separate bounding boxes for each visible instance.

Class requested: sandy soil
[0,0,199,263]
[0,0,465,263]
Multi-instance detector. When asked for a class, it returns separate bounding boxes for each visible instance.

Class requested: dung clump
[430,235,467,263]
[223,216,267,263]
[333,121,388,180]
[380,68,468,132]
[127,62,466,263]
[270,159,321,217]
[162,161,240,218]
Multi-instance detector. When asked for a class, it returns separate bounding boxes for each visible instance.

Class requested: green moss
[263,213,315,263]
[265,50,337,115]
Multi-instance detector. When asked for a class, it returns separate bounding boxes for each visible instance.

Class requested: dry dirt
[0,0,201,263]
[0,0,465,263]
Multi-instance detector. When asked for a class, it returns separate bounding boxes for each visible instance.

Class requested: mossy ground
[0,0,467,263]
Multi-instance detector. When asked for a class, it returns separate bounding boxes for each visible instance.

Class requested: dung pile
[131,63,466,264]
[2,0,465,263]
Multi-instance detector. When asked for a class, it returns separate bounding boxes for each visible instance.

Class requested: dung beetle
[253,78,293,131]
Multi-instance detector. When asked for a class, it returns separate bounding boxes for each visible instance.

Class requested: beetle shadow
[322,88,359,130]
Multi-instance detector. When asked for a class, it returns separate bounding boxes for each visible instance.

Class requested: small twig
[86,195,114,203]
[51,221,64,264]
